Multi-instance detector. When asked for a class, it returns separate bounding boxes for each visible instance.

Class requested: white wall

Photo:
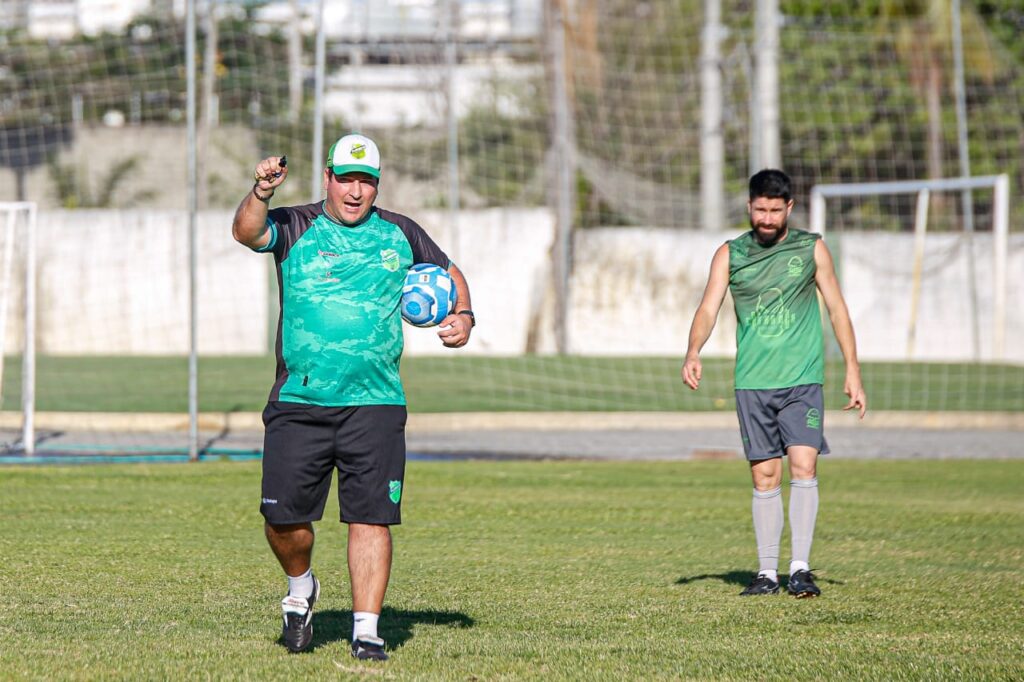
[7,210,268,355]
[3,208,1022,364]
[400,207,556,356]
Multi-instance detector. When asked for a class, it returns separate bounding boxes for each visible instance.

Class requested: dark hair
[749,169,792,201]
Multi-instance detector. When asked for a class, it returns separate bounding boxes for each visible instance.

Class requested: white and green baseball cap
[326,133,381,178]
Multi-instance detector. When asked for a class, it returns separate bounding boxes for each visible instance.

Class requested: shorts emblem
[388,480,402,504]
[805,408,821,429]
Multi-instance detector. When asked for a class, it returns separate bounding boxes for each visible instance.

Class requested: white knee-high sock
[789,477,819,573]
[752,486,783,577]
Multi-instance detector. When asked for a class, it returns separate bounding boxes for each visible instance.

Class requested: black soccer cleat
[280,574,320,653]
[787,569,821,598]
[740,573,781,596]
[351,636,389,661]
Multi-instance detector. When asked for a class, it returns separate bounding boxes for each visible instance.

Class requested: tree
[879,0,997,188]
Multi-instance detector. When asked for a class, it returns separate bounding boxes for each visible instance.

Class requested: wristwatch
[456,310,476,327]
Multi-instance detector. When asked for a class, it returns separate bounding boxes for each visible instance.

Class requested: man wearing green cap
[232,133,474,661]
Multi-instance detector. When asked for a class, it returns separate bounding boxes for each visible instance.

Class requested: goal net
[809,175,1020,412]
[1,3,1023,459]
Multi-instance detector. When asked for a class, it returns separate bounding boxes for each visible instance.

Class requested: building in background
[247,0,544,129]
[249,0,540,40]
[3,0,541,41]
[2,0,152,38]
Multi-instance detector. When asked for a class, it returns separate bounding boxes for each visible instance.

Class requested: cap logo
[350,143,367,159]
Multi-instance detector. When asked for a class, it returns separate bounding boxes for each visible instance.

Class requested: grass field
[2,355,1023,413]
[2,459,1022,680]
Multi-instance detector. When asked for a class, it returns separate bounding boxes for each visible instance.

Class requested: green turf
[1,459,1022,680]
[2,355,1022,413]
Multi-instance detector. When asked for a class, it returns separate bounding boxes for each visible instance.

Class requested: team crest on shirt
[787,256,803,277]
[750,287,795,338]
[380,249,400,272]
[388,480,403,504]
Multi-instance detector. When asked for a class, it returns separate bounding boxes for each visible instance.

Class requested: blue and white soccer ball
[401,263,457,327]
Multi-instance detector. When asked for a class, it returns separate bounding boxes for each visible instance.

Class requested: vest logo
[380,249,400,272]
[749,287,794,338]
[351,143,367,159]
[388,480,402,504]
[787,256,803,277]
[805,408,821,429]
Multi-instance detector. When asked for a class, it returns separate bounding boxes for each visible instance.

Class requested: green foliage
[781,0,887,17]
[459,77,549,206]
[2,2,1022,227]
[0,12,291,130]
[1,459,1022,679]
[575,169,631,227]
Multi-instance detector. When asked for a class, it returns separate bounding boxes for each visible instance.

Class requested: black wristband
[252,184,274,202]
[456,310,475,327]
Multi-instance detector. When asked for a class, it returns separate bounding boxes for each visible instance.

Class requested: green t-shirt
[257,203,449,406]
[728,229,824,389]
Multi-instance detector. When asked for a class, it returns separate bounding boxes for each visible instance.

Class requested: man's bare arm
[437,262,473,348]
[232,156,288,249]
[682,243,731,390]
[814,239,867,418]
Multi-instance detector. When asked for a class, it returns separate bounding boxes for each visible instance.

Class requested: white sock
[752,486,784,575]
[789,477,819,572]
[353,611,379,641]
[790,560,810,575]
[758,569,778,583]
[287,568,314,599]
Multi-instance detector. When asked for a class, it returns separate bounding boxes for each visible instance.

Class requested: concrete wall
[567,228,1024,364]
[2,207,1021,363]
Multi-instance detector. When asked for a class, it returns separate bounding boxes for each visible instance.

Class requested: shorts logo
[381,249,400,272]
[388,480,402,504]
[805,408,821,429]
[262,497,278,505]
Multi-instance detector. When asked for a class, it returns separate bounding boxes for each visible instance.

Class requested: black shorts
[735,384,830,461]
[260,402,407,526]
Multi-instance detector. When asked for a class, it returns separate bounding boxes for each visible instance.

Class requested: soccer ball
[401,263,457,327]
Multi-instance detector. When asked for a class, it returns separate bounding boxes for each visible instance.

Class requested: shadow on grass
[675,570,845,589]
[675,570,752,587]
[291,606,474,653]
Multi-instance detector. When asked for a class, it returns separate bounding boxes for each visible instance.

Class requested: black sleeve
[376,208,450,269]
[264,203,321,262]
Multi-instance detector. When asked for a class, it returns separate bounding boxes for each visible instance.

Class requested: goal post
[809,175,1010,361]
[0,202,37,456]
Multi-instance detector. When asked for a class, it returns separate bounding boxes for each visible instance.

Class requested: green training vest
[728,229,824,389]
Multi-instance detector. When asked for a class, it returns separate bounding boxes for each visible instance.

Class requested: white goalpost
[809,174,1010,362]
[0,202,37,456]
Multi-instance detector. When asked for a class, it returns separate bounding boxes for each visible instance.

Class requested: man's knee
[750,457,783,491]
[787,446,819,480]
[266,521,313,536]
[349,522,392,544]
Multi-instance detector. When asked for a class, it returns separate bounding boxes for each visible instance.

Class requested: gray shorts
[735,384,830,461]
